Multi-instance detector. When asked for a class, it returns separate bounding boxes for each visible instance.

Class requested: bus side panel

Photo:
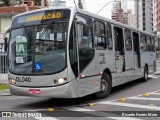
[125,51,134,70]
[95,50,115,75]
[78,57,101,97]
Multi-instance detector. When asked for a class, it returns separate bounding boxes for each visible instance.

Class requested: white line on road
[34,116,58,120]
[149,93,160,95]
[26,109,46,112]
[65,106,142,120]
[148,75,158,79]
[97,101,160,110]
[128,96,160,101]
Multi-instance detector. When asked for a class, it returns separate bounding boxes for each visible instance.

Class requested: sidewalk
[155,60,160,75]
[0,89,10,96]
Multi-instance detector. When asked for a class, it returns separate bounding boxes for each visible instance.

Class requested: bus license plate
[29,89,40,94]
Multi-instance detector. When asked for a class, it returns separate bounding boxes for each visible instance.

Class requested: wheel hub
[101,79,108,92]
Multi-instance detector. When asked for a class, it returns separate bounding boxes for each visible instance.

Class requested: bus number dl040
[16,77,31,82]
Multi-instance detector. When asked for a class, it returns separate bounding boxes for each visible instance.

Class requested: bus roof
[13,6,155,37]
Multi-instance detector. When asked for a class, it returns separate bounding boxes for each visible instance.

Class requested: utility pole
[78,0,83,9]
[136,0,139,28]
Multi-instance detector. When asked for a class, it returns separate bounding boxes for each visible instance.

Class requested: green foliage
[0,84,9,90]
[35,0,41,5]
[2,0,10,6]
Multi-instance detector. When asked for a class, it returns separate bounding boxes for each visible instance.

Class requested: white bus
[7,7,156,99]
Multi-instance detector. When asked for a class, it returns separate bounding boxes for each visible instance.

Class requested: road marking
[34,117,58,120]
[97,101,160,110]
[26,109,46,111]
[149,93,160,95]
[0,96,33,99]
[65,106,142,120]
[148,75,158,79]
[128,96,160,101]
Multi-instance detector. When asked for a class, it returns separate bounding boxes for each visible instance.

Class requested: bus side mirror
[4,37,7,52]
[83,25,89,36]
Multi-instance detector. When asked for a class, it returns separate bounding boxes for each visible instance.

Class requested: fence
[0,43,8,84]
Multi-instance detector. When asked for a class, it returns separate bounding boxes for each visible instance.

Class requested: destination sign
[26,12,61,22]
[11,9,70,28]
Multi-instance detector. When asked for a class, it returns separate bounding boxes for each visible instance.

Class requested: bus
[7,7,156,99]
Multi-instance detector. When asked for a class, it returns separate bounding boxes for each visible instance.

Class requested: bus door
[132,32,141,78]
[114,27,125,73]
[132,32,141,69]
[75,16,97,96]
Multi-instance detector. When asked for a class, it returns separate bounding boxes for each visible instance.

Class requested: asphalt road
[0,74,160,120]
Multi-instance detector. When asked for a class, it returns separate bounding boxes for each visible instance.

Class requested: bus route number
[16,77,31,82]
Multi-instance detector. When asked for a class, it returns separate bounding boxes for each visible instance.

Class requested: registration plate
[29,89,40,94]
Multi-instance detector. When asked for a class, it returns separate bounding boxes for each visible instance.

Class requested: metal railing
[0,43,8,84]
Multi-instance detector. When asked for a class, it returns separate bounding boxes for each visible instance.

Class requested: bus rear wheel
[142,66,148,82]
[94,73,112,99]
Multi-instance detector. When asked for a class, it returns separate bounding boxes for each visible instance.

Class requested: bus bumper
[9,80,79,98]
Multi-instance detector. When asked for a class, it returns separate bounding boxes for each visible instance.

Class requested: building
[128,14,135,27]
[48,0,66,7]
[111,0,123,22]
[153,0,160,47]
[120,0,127,13]
[0,6,38,33]
[21,0,49,7]
[111,0,131,25]
[153,0,157,32]
[134,0,153,33]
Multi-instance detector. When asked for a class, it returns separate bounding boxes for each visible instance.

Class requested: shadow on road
[17,78,152,109]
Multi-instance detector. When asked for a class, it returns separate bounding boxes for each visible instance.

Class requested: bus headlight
[53,78,67,85]
[9,78,16,84]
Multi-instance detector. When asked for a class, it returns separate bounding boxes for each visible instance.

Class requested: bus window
[146,36,152,52]
[151,37,155,52]
[124,29,132,51]
[106,23,113,50]
[140,33,147,52]
[76,16,94,72]
[114,27,124,55]
[94,21,106,49]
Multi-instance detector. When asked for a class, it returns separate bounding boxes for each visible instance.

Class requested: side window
[94,21,106,49]
[146,36,152,52]
[124,29,132,51]
[77,20,93,48]
[151,37,155,52]
[76,15,94,73]
[140,33,147,52]
[106,23,113,50]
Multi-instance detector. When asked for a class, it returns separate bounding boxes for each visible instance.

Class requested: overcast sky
[50,0,134,19]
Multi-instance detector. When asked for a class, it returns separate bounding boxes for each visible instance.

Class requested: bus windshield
[9,22,68,75]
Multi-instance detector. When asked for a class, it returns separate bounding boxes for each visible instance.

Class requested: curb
[154,72,160,75]
[0,89,11,96]
[0,93,11,96]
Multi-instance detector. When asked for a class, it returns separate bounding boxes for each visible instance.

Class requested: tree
[35,0,41,6]
[2,0,10,6]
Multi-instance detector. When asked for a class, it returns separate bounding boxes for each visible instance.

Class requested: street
[0,74,160,120]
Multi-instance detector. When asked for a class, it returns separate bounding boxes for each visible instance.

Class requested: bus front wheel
[94,73,112,99]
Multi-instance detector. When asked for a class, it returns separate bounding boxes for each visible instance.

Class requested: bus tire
[94,73,112,99]
[142,66,148,82]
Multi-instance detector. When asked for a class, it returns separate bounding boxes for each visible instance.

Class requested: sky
[50,0,134,19]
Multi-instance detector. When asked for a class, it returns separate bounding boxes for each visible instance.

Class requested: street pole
[136,0,139,28]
